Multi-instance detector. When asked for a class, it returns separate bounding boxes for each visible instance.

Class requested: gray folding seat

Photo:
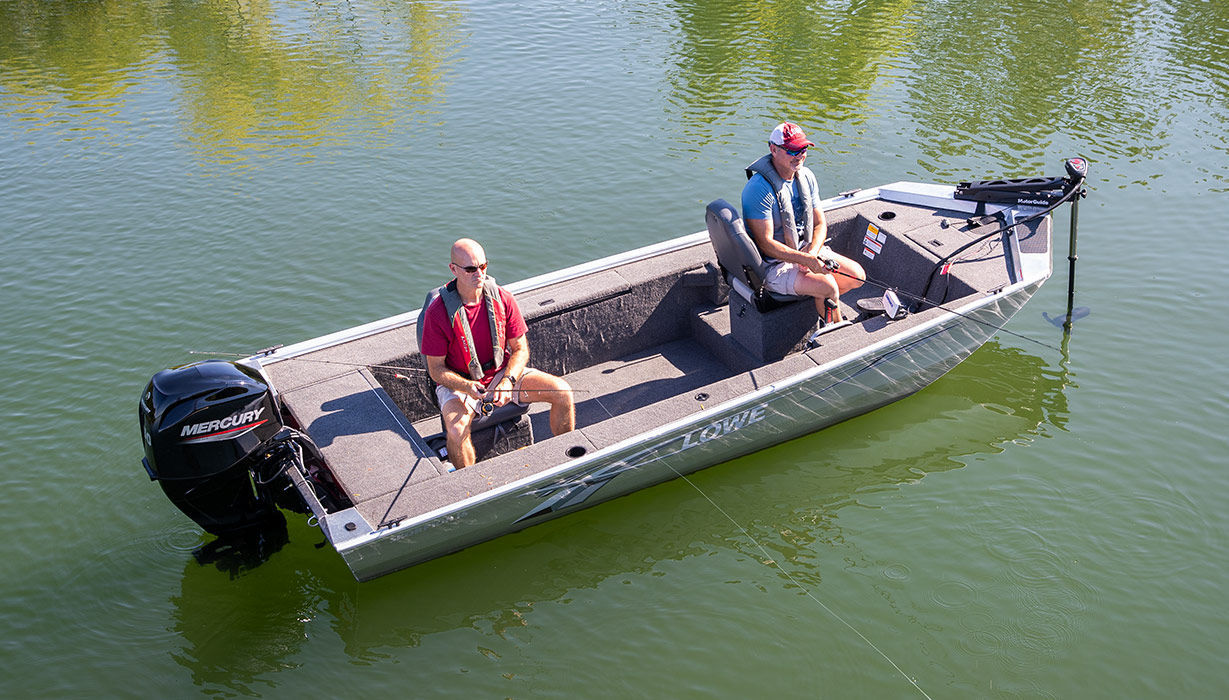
[704,199,807,312]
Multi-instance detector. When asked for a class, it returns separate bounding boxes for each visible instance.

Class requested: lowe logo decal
[516,402,769,522]
[679,403,768,451]
[180,406,268,444]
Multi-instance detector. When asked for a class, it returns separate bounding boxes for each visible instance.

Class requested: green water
[2,0,1226,696]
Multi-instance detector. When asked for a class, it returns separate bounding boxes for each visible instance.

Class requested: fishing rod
[187,349,589,392]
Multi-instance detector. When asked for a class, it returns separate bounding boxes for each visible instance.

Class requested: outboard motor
[140,360,311,535]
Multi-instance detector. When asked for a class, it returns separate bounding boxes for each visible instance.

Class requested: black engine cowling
[140,360,294,535]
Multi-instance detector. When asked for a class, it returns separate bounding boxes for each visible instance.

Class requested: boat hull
[333,278,1042,581]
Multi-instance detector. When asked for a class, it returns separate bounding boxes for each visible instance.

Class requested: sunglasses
[451,261,488,273]
[777,144,808,157]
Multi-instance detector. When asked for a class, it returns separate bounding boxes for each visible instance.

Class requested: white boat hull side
[334,281,1042,581]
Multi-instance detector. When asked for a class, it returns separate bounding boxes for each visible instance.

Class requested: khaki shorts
[763,246,836,295]
[435,367,542,414]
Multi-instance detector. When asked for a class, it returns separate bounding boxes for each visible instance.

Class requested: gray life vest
[437,277,506,382]
[745,154,818,254]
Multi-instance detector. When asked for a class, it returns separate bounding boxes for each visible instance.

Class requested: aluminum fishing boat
[140,159,1087,581]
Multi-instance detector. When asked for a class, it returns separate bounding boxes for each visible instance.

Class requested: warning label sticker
[863,223,887,260]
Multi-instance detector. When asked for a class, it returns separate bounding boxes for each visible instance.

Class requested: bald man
[420,238,575,469]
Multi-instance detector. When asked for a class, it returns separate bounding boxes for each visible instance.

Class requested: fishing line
[187,350,589,395]
[921,177,1086,298]
[664,466,933,699]
[822,170,1088,354]
[823,266,1062,353]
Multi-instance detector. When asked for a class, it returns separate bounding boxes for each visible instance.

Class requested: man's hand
[487,376,514,407]
[464,380,486,401]
[799,253,826,274]
[799,252,840,275]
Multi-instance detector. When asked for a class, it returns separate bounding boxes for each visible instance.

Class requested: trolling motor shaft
[1062,157,1089,328]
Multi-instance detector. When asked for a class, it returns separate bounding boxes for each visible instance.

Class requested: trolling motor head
[1064,156,1089,182]
[1063,157,1090,200]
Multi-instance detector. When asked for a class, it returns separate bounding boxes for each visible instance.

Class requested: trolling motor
[919,158,1089,313]
[954,158,1083,208]
[139,360,322,536]
[1060,157,1089,327]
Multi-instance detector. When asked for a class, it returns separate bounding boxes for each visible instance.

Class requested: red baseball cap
[769,122,814,150]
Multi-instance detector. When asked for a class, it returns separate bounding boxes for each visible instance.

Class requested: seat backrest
[706,198,812,312]
[416,286,442,351]
[415,286,444,408]
[705,198,769,302]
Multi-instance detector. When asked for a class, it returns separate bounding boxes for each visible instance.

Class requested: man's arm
[803,206,829,257]
[746,217,824,273]
[489,334,529,406]
[426,354,484,401]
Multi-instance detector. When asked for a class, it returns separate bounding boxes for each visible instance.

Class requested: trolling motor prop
[139,360,321,536]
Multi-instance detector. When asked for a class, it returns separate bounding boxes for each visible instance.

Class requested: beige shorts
[763,246,835,295]
[435,367,542,414]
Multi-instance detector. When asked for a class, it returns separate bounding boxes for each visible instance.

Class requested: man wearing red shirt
[420,238,575,469]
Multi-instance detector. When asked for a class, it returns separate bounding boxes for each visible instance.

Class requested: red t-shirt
[420,286,528,386]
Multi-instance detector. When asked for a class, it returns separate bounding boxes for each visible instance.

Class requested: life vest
[437,277,506,382]
[745,154,818,255]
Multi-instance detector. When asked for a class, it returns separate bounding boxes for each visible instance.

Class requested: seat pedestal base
[728,295,818,363]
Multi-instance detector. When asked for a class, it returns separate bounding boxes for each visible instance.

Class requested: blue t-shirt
[740,171,821,248]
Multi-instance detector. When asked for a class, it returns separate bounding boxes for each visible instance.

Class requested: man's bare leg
[517,372,575,436]
[441,398,476,469]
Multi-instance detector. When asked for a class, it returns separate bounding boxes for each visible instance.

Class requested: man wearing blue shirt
[741,122,864,322]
